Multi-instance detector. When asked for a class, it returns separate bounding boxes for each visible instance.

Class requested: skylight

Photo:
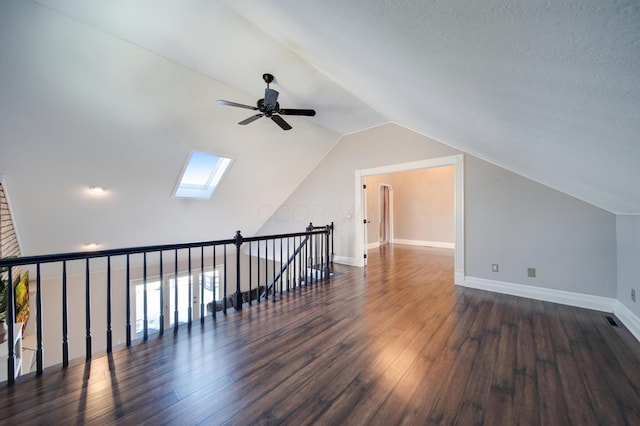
[174,152,232,199]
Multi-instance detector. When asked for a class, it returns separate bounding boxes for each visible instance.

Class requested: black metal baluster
[264,241,268,301]
[174,249,179,332]
[315,234,320,282]
[287,237,291,291]
[188,248,192,330]
[294,237,304,288]
[234,231,243,310]
[159,251,164,336]
[106,256,112,353]
[303,235,308,286]
[292,238,297,290]
[280,237,283,295]
[36,263,44,375]
[330,221,334,267]
[62,261,69,366]
[200,246,205,324]
[6,267,15,383]
[257,241,261,303]
[126,255,131,346]
[272,238,276,302]
[325,225,331,279]
[319,235,324,281]
[309,228,314,285]
[223,245,227,314]
[85,258,92,360]
[248,242,253,306]
[212,244,217,319]
[143,252,148,340]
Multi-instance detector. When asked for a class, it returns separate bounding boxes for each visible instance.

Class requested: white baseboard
[461,276,616,313]
[392,239,455,249]
[614,301,640,342]
[454,271,464,286]
[333,255,360,267]
[367,242,380,250]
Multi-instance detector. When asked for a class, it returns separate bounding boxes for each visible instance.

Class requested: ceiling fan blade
[271,115,292,130]
[279,108,316,116]
[264,88,279,109]
[217,99,258,110]
[238,114,263,125]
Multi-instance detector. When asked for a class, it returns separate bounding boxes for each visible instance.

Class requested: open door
[379,185,391,245]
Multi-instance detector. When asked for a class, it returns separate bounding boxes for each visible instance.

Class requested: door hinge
[363,184,367,189]
[363,219,368,224]
[364,253,367,259]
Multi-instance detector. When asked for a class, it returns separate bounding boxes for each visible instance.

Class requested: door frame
[354,154,464,284]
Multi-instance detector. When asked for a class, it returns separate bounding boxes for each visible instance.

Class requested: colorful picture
[14,271,29,332]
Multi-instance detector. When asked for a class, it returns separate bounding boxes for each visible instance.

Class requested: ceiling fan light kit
[217,73,316,130]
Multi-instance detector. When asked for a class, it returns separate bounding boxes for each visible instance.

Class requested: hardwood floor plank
[536,360,571,425]
[512,372,540,425]
[555,351,598,424]
[492,323,517,393]
[427,336,482,424]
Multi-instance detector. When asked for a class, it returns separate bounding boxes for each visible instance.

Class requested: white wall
[617,215,640,316]
[465,156,617,297]
[258,123,618,300]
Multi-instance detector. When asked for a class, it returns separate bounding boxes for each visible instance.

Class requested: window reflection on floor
[135,270,219,336]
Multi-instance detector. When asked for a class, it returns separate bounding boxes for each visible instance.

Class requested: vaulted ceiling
[1,0,639,256]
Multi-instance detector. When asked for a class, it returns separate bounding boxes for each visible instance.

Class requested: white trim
[460,276,616,313]
[367,241,380,250]
[454,271,465,286]
[333,255,360,267]
[614,301,640,342]
[453,155,464,281]
[355,170,365,266]
[354,154,464,275]
[392,239,455,249]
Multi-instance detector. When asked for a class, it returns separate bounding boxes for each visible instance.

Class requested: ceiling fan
[217,73,316,130]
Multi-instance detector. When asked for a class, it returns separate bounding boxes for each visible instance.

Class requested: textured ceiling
[228,0,640,214]
[1,0,639,255]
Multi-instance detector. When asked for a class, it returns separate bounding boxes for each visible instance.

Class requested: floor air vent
[605,315,619,327]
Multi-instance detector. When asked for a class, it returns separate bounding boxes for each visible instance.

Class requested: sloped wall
[465,156,616,297]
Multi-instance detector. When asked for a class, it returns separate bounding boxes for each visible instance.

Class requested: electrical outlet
[492,264,499,272]
[527,268,536,278]
[632,288,636,302]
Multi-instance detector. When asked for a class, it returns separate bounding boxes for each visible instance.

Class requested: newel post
[324,224,331,279]
[234,230,243,310]
[307,223,314,283]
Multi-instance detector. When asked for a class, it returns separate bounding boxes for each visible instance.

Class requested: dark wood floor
[2,244,640,425]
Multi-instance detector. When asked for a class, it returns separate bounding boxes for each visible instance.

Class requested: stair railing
[0,224,333,386]
[261,223,333,299]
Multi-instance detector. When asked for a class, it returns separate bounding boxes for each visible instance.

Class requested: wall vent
[605,315,619,327]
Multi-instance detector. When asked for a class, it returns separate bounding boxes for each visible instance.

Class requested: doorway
[355,154,464,285]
